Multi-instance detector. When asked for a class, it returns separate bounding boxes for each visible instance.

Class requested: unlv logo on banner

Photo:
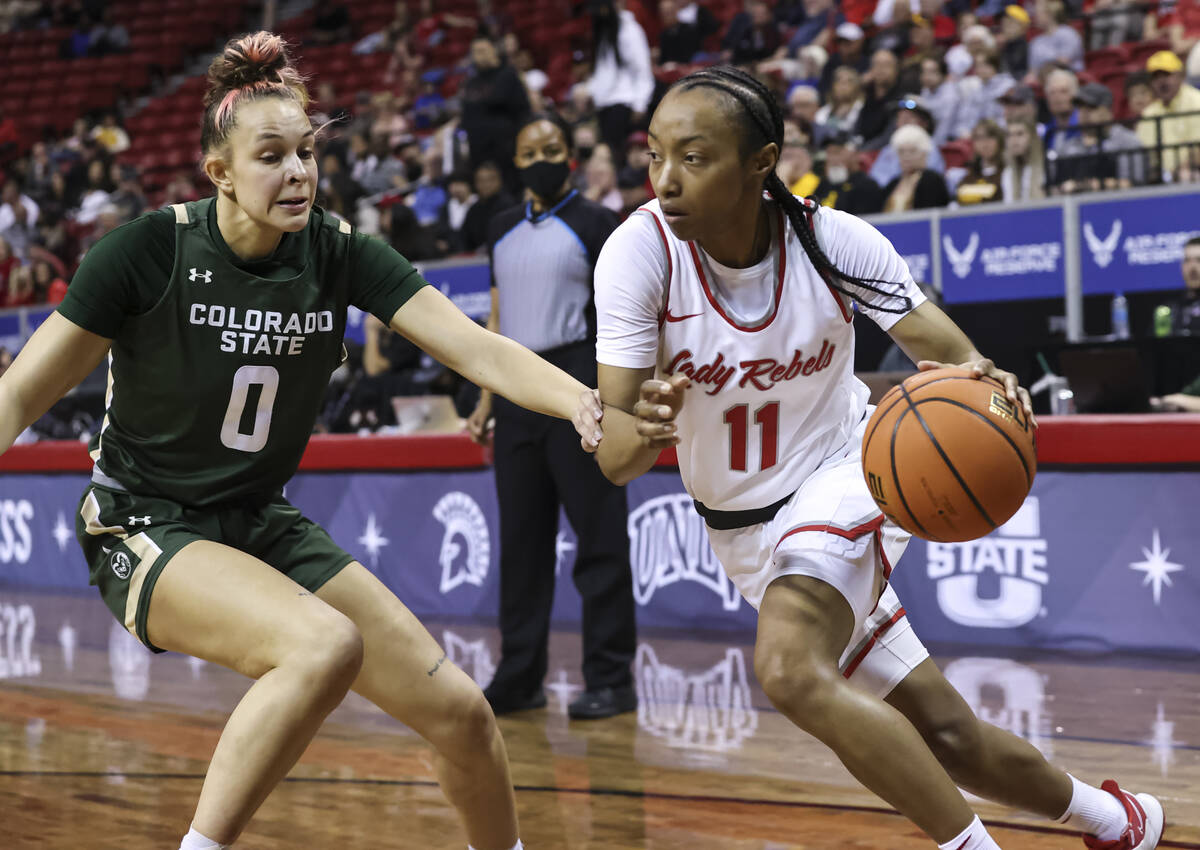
[627,494,741,611]
[926,497,1049,629]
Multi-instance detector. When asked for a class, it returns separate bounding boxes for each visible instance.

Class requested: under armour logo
[189,267,212,283]
[128,515,151,526]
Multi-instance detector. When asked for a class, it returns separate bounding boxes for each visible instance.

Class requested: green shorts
[76,485,355,653]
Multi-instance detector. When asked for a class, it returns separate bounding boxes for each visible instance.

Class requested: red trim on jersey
[773,513,885,554]
[688,207,787,333]
[802,204,853,324]
[842,607,906,680]
[638,206,674,329]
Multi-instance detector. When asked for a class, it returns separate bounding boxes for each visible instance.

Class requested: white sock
[937,816,1001,850]
[467,843,523,850]
[1056,775,1127,841]
[179,826,231,850]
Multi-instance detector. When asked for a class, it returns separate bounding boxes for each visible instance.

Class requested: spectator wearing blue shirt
[1028,0,1083,75]
[951,49,1015,139]
[787,0,843,54]
[1042,67,1081,153]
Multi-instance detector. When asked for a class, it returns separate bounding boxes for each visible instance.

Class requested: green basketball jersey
[59,199,427,507]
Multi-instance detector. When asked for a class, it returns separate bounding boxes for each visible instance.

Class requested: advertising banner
[939,207,1065,303]
[1078,193,1200,295]
[3,467,1197,654]
[873,219,934,286]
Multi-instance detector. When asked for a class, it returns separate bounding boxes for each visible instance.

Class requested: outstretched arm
[595,365,689,486]
[887,300,1034,421]
[388,286,603,446]
[0,312,113,453]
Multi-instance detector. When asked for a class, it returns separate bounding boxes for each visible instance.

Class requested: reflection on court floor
[1,587,1198,849]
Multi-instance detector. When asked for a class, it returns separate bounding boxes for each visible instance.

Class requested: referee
[469,112,637,719]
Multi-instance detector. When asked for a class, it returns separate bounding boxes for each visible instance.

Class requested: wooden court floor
[1,588,1197,849]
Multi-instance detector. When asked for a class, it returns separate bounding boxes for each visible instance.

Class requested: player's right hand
[634,374,690,448]
[466,401,493,447]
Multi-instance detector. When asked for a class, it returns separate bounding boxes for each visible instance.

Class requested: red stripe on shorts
[842,607,906,680]
[774,514,885,554]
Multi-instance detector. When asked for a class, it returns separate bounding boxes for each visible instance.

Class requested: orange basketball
[861,368,1037,543]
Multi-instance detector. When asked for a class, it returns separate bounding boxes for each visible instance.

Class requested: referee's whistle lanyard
[525,188,578,223]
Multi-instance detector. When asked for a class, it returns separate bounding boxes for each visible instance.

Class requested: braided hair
[671,66,912,314]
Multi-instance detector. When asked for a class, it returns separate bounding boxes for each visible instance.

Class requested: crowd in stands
[1,0,1199,435]
[1,0,1198,312]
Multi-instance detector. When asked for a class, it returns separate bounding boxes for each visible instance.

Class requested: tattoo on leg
[297,591,311,597]
[427,652,447,677]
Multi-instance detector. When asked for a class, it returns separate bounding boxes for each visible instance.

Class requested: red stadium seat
[940,139,974,170]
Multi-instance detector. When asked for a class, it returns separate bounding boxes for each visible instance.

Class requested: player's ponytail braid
[202,31,309,155]
[672,67,912,314]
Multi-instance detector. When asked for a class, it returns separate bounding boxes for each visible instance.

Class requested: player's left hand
[574,388,604,453]
[918,357,1036,427]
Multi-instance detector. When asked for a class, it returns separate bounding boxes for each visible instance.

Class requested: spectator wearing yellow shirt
[780,119,820,196]
[1137,51,1200,179]
[89,113,130,154]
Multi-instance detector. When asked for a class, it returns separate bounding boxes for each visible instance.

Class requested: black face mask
[406,161,424,182]
[577,145,595,162]
[519,159,571,201]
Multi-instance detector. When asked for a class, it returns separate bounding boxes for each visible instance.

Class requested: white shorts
[706,418,930,699]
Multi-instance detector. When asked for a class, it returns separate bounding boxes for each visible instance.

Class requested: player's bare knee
[437,686,499,759]
[754,645,838,723]
[923,711,985,779]
[287,609,364,691]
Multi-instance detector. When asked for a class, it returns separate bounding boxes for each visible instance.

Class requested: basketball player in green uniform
[0,32,603,850]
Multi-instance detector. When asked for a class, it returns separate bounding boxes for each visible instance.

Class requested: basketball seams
[909,397,1035,486]
[862,373,997,454]
[897,382,997,534]
[887,403,932,539]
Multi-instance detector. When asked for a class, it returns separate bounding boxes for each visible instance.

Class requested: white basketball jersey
[642,198,871,512]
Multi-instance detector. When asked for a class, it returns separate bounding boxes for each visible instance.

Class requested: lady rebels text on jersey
[595,199,925,512]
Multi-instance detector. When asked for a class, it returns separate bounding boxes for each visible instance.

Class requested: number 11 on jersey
[724,401,779,472]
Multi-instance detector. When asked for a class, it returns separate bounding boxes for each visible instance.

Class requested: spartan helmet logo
[942,232,980,279]
[433,492,490,593]
[109,550,131,580]
[1083,220,1122,268]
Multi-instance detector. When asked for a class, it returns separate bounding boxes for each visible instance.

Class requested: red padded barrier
[0,416,1197,473]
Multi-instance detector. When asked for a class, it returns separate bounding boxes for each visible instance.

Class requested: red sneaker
[1082,780,1164,850]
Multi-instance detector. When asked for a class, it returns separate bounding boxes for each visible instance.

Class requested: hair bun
[205,32,294,107]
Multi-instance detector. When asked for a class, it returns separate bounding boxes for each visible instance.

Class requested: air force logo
[433,492,490,593]
[943,232,980,279]
[1084,220,1122,268]
[628,494,741,611]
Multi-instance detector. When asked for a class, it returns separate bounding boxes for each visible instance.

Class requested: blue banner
[874,219,933,285]
[416,260,491,320]
[939,207,1065,303]
[1079,194,1200,296]
[0,306,53,354]
[2,466,1198,654]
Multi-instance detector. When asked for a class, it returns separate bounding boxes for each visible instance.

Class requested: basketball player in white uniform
[589,67,1163,850]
